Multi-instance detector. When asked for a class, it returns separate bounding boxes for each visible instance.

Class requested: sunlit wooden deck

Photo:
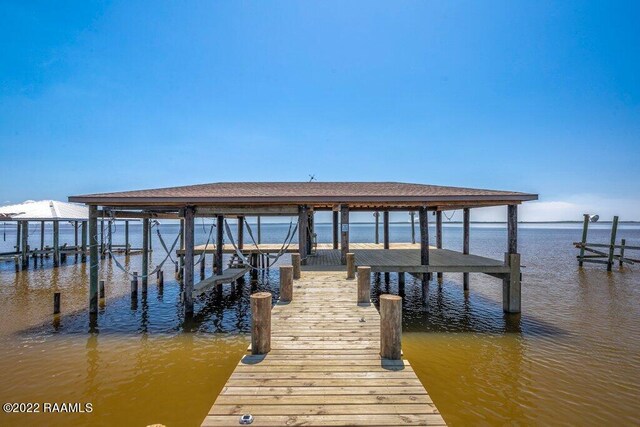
[202,271,446,427]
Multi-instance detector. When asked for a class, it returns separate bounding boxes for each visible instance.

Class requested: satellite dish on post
[589,215,599,223]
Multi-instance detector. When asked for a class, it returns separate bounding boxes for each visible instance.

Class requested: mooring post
[607,216,619,272]
[357,266,371,304]
[346,253,356,279]
[183,207,195,316]
[619,239,626,267]
[20,220,28,270]
[279,265,293,302]
[340,204,350,265]
[380,294,402,360]
[53,221,60,267]
[419,206,430,287]
[332,210,339,249]
[298,205,308,265]
[251,292,272,355]
[436,211,443,281]
[463,208,470,291]
[291,253,301,279]
[578,214,589,267]
[53,292,61,315]
[383,211,390,249]
[215,215,224,275]
[503,253,521,313]
[88,206,99,315]
[99,280,105,299]
[81,220,87,262]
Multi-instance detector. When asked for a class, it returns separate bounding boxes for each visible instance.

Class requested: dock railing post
[279,266,293,302]
[619,239,626,267]
[578,214,589,267]
[380,294,402,360]
[251,292,272,355]
[607,216,619,272]
[357,266,371,304]
[291,253,301,279]
[346,253,355,279]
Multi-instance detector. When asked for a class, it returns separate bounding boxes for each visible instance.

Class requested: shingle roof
[69,182,537,207]
[0,200,88,221]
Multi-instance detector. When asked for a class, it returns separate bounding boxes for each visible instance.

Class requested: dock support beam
[215,215,224,275]
[183,207,195,316]
[340,205,349,265]
[578,214,589,267]
[257,216,261,244]
[40,221,45,253]
[410,211,416,244]
[503,204,521,313]
[237,216,244,251]
[332,210,339,250]
[508,204,518,254]
[374,211,379,244]
[53,221,60,267]
[89,206,99,315]
[383,211,390,249]
[436,211,443,281]
[142,218,149,287]
[418,206,430,286]
[463,208,470,291]
[124,220,129,254]
[20,220,28,269]
[81,221,87,262]
[298,205,308,265]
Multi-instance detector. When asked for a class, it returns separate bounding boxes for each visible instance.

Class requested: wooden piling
[383,211,390,250]
[131,278,138,299]
[291,253,301,279]
[436,211,443,281]
[237,216,244,250]
[578,214,589,267]
[215,215,224,275]
[89,206,98,314]
[99,280,105,299]
[508,204,518,254]
[620,239,626,267]
[53,292,61,315]
[398,271,405,286]
[142,218,149,287]
[410,211,416,244]
[374,211,380,244]
[357,266,371,304]
[607,216,619,272]
[53,221,60,267]
[40,221,45,255]
[418,206,430,286]
[74,220,79,259]
[257,215,261,244]
[463,208,470,291]
[158,270,164,286]
[503,253,521,313]
[279,266,293,302]
[81,221,87,262]
[346,252,355,279]
[15,221,21,253]
[340,205,349,264]
[124,220,129,254]
[100,218,105,259]
[251,292,272,355]
[183,207,195,315]
[380,294,402,360]
[20,220,28,270]
[200,254,206,280]
[298,206,308,265]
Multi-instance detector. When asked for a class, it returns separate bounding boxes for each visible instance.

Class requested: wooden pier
[201,271,446,427]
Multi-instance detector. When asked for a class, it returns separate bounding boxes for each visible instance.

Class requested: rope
[193,220,216,266]
[244,219,296,259]
[444,210,456,221]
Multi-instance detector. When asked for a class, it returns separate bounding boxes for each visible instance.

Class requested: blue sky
[1,1,638,221]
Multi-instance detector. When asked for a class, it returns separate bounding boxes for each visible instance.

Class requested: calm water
[0,221,639,426]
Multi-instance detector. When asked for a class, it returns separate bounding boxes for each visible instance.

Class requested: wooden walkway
[202,271,446,426]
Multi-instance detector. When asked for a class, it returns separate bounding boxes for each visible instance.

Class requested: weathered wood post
[257,215,261,244]
[53,292,61,315]
[374,211,379,244]
[142,218,149,287]
[291,253,301,279]
[183,207,195,316]
[380,294,402,360]
[410,211,416,244]
[179,218,185,275]
[436,211,443,281]
[298,205,308,265]
[357,266,371,304]
[40,221,45,260]
[346,253,356,279]
[20,220,28,270]
[15,221,21,253]
[578,214,589,267]
[88,206,99,314]
[503,253,521,313]
[124,220,129,254]
[279,266,293,302]
[418,206,430,287]
[508,205,518,254]
[53,221,60,267]
[158,270,164,286]
[99,280,105,299]
[81,220,87,262]
[619,239,626,267]
[332,210,339,249]
[215,215,224,275]
[607,216,619,271]
[237,216,244,251]
[463,208,470,291]
[100,217,105,259]
[131,277,138,299]
[383,211,390,249]
[340,204,349,264]
[74,220,79,260]
[307,209,314,255]
[251,292,272,355]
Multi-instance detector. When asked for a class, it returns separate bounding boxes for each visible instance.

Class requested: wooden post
[200,253,206,279]
[291,253,301,279]
[124,220,129,254]
[508,204,518,254]
[183,207,195,316]
[578,214,589,267]
[307,210,314,255]
[418,206,430,285]
[89,206,99,314]
[410,211,416,244]
[74,220,79,258]
[100,218,105,258]
[148,220,153,252]
[383,211,390,249]
[463,208,470,291]
[21,220,28,269]
[398,272,405,286]
[503,253,521,313]
[257,216,261,244]
[357,266,371,304]
[619,238,626,267]
[216,215,224,275]
[374,211,379,244]
[15,221,21,253]
[380,294,402,360]
[142,218,149,287]
[131,278,138,299]
[607,216,619,272]
[158,270,164,286]
[53,221,60,267]
[179,218,185,272]
[340,205,349,264]
[237,216,244,251]
[99,280,105,299]
[435,211,443,280]
[298,206,308,265]
[81,221,87,262]
[279,266,293,302]
[53,292,61,315]
[40,221,45,259]
[251,292,272,355]
[346,253,356,279]
[332,210,339,250]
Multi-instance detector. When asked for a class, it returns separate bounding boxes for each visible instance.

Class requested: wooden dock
[202,271,446,427]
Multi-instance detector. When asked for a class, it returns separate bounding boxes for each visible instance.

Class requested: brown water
[0,223,638,426]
